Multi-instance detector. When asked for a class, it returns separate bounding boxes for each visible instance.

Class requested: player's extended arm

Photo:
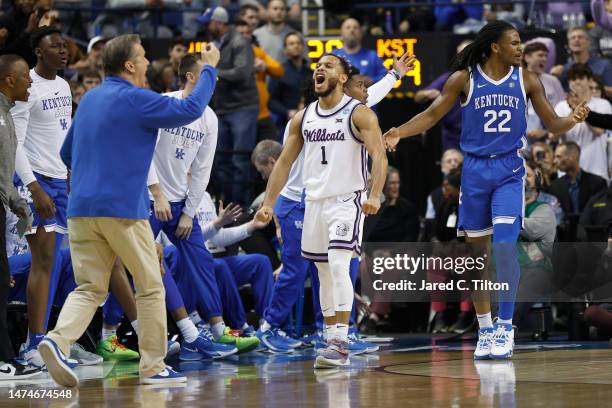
[525,70,589,134]
[383,70,468,151]
[353,105,388,215]
[256,111,305,222]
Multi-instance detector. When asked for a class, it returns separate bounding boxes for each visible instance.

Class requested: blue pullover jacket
[60,65,217,219]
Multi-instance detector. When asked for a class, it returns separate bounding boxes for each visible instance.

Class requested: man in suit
[549,141,607,241]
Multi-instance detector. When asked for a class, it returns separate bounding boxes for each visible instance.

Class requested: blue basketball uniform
[457,65,527,237]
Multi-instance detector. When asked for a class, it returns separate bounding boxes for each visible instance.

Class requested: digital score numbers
[306,38,421,89]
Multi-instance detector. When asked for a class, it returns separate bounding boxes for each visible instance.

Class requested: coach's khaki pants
[47,217,167,378]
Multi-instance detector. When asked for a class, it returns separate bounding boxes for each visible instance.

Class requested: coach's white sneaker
[473,327,495,360]
[489,323,515,359]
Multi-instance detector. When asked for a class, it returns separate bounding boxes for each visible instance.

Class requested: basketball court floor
[1,335,611,407]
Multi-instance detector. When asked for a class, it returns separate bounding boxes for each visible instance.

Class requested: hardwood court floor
[1,336,611,407]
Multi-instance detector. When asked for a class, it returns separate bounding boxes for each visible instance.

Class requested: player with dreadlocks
[384,21,590,359]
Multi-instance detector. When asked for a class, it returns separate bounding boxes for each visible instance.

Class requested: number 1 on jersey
[320,145,328,165]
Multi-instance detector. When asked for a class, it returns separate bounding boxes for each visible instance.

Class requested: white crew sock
[336,323,349,342]
[325,324,336,341]
[130,320,139,336]
[211,321,226,340]
[177,318,199,343]
[260,320,271,332]
[102,328,117,341]
[477,313,493,329]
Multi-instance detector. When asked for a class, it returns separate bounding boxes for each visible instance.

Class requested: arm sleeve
[267,77,289,119]
[183,110,218,218]
[586,111,612,130]
[218,39,254,83]
[366,72,397,107]
[520,204,556,241]
[208,224,251,248]
[60,123,74,170]
[129,65,217,130]
[11,97,36,186]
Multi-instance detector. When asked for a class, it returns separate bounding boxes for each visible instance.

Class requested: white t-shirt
[11,69,72,185]
[555,97,612,181]
[148,91,218,218]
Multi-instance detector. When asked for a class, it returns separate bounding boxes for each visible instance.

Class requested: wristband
[390,69,401,80]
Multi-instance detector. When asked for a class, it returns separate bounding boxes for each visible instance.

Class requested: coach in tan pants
[48,218,166,377]
[37,34,219,386]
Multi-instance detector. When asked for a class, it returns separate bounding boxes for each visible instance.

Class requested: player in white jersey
[10,27,72,367]
[256,54,388,368]
[253,54,416,354]
[148,53,259,357]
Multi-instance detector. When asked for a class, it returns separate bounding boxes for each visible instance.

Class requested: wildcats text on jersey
[304,128,346,142]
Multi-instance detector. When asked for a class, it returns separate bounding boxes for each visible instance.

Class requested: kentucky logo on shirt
[41,95,72,119]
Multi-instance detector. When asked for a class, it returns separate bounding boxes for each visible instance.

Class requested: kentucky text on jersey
[304,128,346,142]
[163,125,206,143]
[41,96,72,111]
[474,94,521,110]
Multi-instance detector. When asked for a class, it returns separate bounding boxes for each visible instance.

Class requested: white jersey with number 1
[301,94,367,201]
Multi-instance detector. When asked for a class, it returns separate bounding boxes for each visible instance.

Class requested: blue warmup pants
[150,201,221,319]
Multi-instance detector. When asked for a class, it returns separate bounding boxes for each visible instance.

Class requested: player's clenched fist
[255,205,274,223]
[571,100,590,124]
[201,43,220,68]
[383,127,400,152]
[362,197,381,215]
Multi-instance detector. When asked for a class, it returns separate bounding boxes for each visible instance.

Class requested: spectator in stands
[591,0,612,57]
[523,42,566,145]
[513,161,557,326]
[332,18,387,84]
[167,38,187,90]
[203,6,258,207]
[268,31,311,134]
[551,27,612,97]
[554,64,612,182]
[426,167,475,334]
[235,10,284,142]
[253,0,294,64]
[434,0,483,31]
[415,40,471,152]
[146,60,175,93]
[0,1,43,66]
[549,141,607,241]
[591,75,606,98]
[78,69,102,92]
[69,81,85,115]
[69,36,106,78]
[423,149,464,241]
[483,3,526,28]
[368,167,419,243]
[0,54,42,380]
[530,142,557,185]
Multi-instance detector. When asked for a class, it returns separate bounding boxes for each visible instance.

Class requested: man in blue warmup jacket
[37,34,220,387]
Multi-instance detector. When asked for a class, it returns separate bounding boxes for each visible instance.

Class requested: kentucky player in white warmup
[256,54,388,368]
[11,27,72,367]
[148,53,259,356]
